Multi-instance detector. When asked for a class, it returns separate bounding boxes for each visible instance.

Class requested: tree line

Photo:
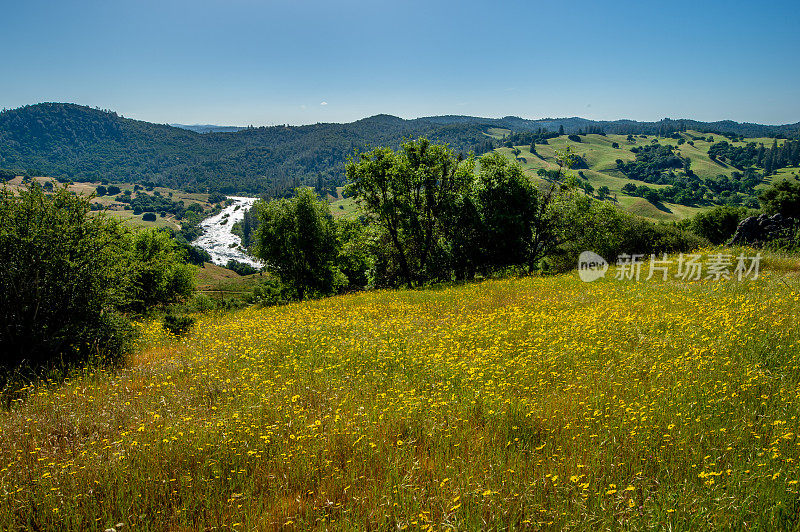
[252,138,705,298]
[709,139,800,175]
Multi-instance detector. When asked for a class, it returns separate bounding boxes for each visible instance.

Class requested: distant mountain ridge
[0,103,797,195]
[170,124,248,134]
[420,115,800,138]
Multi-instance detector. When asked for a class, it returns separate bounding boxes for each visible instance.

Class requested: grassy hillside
[497,131,797,222]
[328,186,360,219]
[422,115,800,139]
[484,127,511,139]
[1,249,800,529]
[195,262,271,302]
[3,176,214,230]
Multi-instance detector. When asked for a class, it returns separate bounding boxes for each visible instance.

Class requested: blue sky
[2,0,798,125]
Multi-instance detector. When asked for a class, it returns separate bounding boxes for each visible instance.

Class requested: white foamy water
[193,196,263,268]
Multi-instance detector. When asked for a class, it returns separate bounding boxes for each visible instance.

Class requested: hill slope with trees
[0,103,797,196]
[496,130,800,221]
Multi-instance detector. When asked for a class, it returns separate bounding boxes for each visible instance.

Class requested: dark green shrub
[248,278,294,307]
[644,190,660,204]
[185,293,218,313]
[226,259,260,276]
[688,205,748,244]
[123,229,196,313]
[760,180,800,219]
[163,314,195,336]
[184,244,211,266]
[547,202,707,272]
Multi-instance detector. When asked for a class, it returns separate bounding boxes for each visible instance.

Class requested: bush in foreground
[688,205,749,244]
[0,184,133,382]
[0,185,196,385]
[547,201,707,271]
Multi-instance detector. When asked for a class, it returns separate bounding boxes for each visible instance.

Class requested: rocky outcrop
[729,213,796,246]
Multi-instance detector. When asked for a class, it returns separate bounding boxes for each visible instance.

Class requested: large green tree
[255,187,340,299]
[344,137,473,286]
[470,149,591,273]
[470,151,539,271]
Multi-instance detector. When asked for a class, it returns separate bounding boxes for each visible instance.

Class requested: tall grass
[1,251,799,529]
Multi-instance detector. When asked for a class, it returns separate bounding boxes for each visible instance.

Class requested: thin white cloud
[320,101,328,106]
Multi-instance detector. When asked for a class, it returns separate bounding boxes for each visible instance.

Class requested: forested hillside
[0,104,494,195]
[1,103,798,196]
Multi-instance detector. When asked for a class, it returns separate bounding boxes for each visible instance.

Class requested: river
[192,196,263,268]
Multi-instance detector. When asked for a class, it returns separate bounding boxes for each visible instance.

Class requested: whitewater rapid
[193,196,263,268]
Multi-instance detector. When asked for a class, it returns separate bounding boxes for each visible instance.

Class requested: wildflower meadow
[1,251,799,529]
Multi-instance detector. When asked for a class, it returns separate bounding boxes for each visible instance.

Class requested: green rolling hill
[496,131,800,221]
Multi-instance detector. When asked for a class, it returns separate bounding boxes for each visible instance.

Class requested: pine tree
[764,151,775,175]
[791,141,800,166]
